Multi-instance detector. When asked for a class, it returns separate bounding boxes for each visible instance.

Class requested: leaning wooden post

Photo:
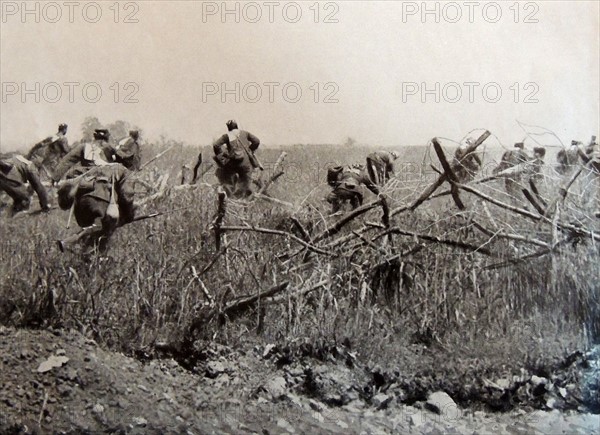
[181,165,190,185]
[431,138,465,210]
[410,130,490,211]
[258,151,287,196]
[212,186,227,250]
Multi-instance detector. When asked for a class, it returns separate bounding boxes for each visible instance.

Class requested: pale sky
[1,0,598,151]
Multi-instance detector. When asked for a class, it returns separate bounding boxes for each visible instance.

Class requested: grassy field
[1,136,599,411]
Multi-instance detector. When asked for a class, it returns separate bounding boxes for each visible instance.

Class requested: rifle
[228,130,263,171]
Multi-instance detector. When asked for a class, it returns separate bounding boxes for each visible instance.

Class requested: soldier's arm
[361,174,380,195]
[24,165,50,210]
[386,160,395,175]
[212,135,228,154]
[56,136,70,156]
[247,132,261,152]
[52,143,84,181]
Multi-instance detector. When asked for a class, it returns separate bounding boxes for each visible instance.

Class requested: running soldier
[26,123,70,177]
[493,142,531,201]
[366,150,399,186]
[556,140,583,175]
[453,138,483,182]
[212,120,261,198]
[56,163,136,252]
[0,154,50,216]
[52,129,116,182]
[326,165,379,213]
[115,130,142,171]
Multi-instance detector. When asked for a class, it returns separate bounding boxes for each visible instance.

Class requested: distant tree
[80,117,142,144]
[344,137,357,147]
[81,116,102,141]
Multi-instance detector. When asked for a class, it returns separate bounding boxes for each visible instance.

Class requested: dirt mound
[1,326,598,434]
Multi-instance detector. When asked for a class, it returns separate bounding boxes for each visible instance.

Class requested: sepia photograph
[1,1,599,433]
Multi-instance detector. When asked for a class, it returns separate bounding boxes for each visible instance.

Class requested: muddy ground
[0,326,598,434]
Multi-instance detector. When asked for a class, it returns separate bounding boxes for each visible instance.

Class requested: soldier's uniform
[494,143,530,201]
[453,140,482,182]
[52,129,116,182]
[57,164,136,251]
[582,137,599,209]
[556,141,583,175]
[115,130,142,171]
[326,165,379,213]
[26,124,70,175]
[212,120,261,198]
[528,147,546,185]
[0,155,50,214]
[366,151,398,186]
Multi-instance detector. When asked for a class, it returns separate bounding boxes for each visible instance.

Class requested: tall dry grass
[0,142,598,394]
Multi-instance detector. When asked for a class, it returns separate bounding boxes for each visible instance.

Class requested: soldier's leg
[215,166,235,195]
[235,165,253,198]
[77,196,118,252]
[0,178,31,212]
[326,190,341,213]
[366,157,379,185]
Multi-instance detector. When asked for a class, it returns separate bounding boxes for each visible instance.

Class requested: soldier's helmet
[129,130,139,139]
[58,123,68,133]
[390,151,399,160]
[514,142,524,149]
[93,129,110,142]
[533,147,546,157]
[226,120,238,131]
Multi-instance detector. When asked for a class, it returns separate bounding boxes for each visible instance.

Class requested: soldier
[0,154,50,216]
[212,120,261,198]
[365,150,399,186]
[453,138,482,182]
[52,129,116,182]
[56,163,136,252]
[493,142,530,201]
[326,165,379,213]
[26,123,70,176]
[580,136,599,209]
[115,130,142,171]
[556,140,583,175]
[529,146,547,185]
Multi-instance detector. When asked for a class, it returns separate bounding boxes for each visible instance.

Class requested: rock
[206,361,226,379]
[546,397,557,409]
[425,391,457,415]
[373,393,392,410]
[133,416,147,427]
[558,387,567,398]
[495,378,511,389]
[263,344,276,358]
[409,413,423,427]
[530,375,547,386]
[309,399,324,412]
[265,376,287,400]
[137,384,149,393]
[56,349,66,356]
[57,384,73,397]
[276,418,295,433]
[92,403,104,414]
[37,355,69,373]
